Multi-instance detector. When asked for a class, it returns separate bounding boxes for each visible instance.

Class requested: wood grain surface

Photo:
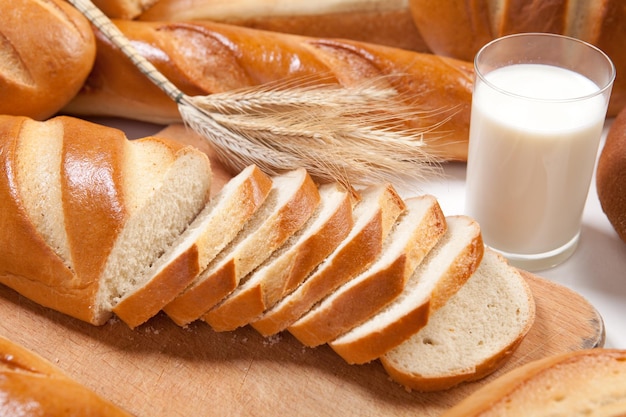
[0,124,604,416]
[0,272,603,417]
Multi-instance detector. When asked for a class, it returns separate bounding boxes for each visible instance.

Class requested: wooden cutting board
[0,273,603,417]
[0,125,605,416]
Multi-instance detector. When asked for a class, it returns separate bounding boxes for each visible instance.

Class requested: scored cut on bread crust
[380,249,536,392]
[111,165,272,329]
[329,215,484,365]
[250,183,406,337]
[163,168,320,326]
[203,182,354,332]
[440,348,626,417]
[288,194,446,347]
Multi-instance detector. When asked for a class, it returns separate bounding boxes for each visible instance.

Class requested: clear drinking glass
[465,33,615,271]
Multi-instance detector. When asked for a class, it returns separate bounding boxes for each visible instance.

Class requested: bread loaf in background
[597,108,626,244]
[0,335,133,417]
[138,0,429,52]
[409,0,626,117]
[62,19,473,161]
[0,0,96,120]
[93,0,158,19]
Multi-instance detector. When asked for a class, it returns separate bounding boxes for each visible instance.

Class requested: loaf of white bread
[61,18,473,162]
[0,115,536,393]
[0,0,96,120]
[0,335,133,416]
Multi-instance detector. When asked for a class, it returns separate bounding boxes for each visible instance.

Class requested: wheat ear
[67,0,444,190]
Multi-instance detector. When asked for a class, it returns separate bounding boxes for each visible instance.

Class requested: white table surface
[104,116,626,350]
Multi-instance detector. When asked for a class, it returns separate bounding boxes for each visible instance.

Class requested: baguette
[62,19,474,161]
[329,215,484,365]
[138,0,429,52]
[250,183,406,336]
[0,115,212,325]
[597,107,626,244]
[288,194,446,347]
[163,168,320,326]
[440,348,626,416]
[0,335,133,416]
[409,0,626,117]
[0,0,96,120]
[381,249,536,392]
[204,182,354,332]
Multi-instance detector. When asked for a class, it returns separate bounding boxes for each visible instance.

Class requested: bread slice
[111,164,273,328]
[250,183,406,337]
[440,348,626,417]
[203,182,354,332]
[103,138,213,327]
[329,215,484,364]
[288,194,446,347]
[380,249,536,392]
[163,168,320,326]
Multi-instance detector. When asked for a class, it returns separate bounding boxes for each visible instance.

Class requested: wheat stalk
[68,0,445,190]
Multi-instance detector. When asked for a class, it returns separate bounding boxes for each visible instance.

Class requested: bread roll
[0,0,96,120]
[409,0,626,117]
[597,108,626,244]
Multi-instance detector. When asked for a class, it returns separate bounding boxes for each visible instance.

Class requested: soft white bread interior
[329,215,484,364]
[440,348,626,417]
[163,168,320,326]
[288,194,446,347]
[0,115,212,325]
[204,182,354,332]
[381,249,536,392]
[250,183,406,337]
[111,164,272,328]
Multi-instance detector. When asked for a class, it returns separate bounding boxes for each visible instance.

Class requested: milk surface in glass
[465,63,605,256]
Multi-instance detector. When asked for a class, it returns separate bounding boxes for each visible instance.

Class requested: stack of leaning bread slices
[0,115,536,392]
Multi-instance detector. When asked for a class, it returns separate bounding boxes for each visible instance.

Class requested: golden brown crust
[409,0,625,117]
[440,349,626,417]
[250,184,406,337]
[329,217,484,365]
[0,336,133,416]
[139,0,428,52]
[204,186,355,332]
[93,0,159,19]
[63,19,473,161]
[288,195,447,347]
[597,107,626,244]
[0,0,96,120]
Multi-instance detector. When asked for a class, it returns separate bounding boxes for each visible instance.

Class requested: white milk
[465,64,606,257]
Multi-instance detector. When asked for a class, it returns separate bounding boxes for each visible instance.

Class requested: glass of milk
[465,33,615,271]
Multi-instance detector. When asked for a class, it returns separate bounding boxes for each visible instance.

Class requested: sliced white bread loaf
[288,194,446,347]
[204,182,354,332]
[111,164,273,328]
[163,168,320,326]
[440,348,626,417]
[329,215,484,364]
[103,139,213,327]
[250,184,406,337]
[381,249,536,392]
[8,116,212,325]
